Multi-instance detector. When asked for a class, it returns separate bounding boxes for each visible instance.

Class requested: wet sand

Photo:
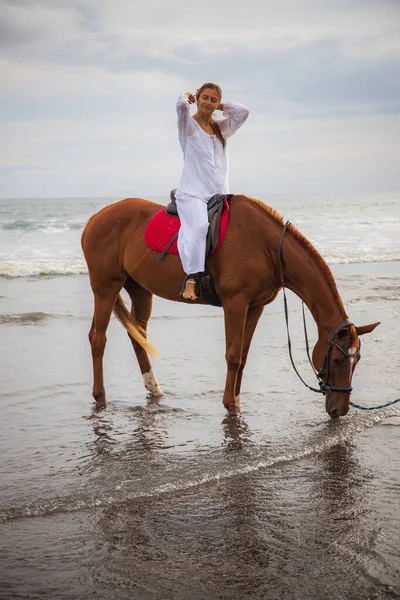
[1,262,399,599]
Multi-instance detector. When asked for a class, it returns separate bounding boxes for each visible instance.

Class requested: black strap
[179,273,199,296]
[157,232,179,262]
[278,222,323,394]
[279,221,355,396]
[302,303,318,376]
[281,279,323,394]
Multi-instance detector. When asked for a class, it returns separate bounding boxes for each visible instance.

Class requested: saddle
[165,189,230,256]
[148,190,231,306]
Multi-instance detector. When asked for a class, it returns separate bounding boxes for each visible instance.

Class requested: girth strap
[157,232,178,262]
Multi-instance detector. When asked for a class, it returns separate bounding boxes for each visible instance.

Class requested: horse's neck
[283,235,347,332]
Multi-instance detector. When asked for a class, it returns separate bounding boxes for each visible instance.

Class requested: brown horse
[81,195,379,418]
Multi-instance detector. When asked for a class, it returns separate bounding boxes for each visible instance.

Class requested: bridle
[278,221,361,399]
[316,321,362,414]
[277,221,400,412]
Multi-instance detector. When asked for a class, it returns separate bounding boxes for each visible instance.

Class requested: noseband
[278,221,360,398]
[317,320,361,395]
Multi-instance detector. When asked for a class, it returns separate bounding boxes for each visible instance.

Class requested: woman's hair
[196,82,226,149]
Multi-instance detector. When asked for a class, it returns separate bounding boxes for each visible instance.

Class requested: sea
[0,193,399,599]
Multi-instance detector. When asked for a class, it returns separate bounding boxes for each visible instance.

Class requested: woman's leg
[176,197,209,299]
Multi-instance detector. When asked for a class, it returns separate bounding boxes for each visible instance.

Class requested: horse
[81,194,380,418]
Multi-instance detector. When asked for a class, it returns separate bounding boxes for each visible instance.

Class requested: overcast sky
[1,0,399,199]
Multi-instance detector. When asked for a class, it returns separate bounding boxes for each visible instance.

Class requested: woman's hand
[185,92,196,104]
[217,103,224,111]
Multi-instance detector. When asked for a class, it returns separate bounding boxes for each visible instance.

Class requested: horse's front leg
[235,305,264,401]
[222,294,248,415]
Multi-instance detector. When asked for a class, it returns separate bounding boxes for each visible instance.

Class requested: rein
[278,221,349,397]
[278,221,400,411]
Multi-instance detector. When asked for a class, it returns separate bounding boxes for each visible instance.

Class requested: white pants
[176,196,209,274]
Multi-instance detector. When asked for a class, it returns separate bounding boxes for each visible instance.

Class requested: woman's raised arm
[217,102,249,139]
[176,93,196,137]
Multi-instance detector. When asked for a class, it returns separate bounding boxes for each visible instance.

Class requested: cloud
[1,38,399,123]
[0,0,399,197]
[2,0,400,60]
[0,58,185,100]
[2,111,399,198]
[0,1,83,50]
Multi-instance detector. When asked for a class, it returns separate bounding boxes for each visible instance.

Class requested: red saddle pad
[144,198,230,256]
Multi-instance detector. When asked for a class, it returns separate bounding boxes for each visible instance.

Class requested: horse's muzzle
[325,394,350,418]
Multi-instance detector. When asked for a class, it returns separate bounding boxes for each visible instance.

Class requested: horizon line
[0,190,399,201]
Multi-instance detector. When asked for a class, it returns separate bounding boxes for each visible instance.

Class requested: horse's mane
[244,195,344,309]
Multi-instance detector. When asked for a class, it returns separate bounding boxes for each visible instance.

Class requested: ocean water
[0,193,399,278]
[0,193,399,599]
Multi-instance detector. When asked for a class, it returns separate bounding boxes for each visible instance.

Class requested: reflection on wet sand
[91,413,114,457]
[222,415,252,452]
[77,407,399,599]
[129,402,168,456]
[87,395,168,460]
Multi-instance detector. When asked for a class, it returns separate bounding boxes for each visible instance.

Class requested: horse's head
[312,321,380,418]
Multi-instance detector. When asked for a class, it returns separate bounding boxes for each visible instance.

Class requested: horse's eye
[333,358,341,365]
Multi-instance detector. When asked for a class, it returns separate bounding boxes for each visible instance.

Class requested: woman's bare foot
[182,278,197,300]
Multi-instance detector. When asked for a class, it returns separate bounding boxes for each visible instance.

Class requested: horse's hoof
[226,405,240,417]
[93,397,107,408]
[149,390,164,399]
[147,393,163,406]
[143,372,163,398]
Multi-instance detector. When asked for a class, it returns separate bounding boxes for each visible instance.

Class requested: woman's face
[197,88,220,116]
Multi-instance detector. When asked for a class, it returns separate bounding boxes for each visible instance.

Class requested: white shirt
[175,93,249,203]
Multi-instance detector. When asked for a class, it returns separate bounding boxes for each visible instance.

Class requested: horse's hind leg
[124,279,163,398]
[89,278,125,406]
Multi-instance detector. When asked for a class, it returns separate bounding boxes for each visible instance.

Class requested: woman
[175,82,249,300]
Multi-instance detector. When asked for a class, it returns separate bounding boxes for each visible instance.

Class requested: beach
[0,194,399,599]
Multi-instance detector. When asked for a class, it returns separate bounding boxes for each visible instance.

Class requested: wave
[0,263,88,278]
[348,294,400,304]
[0,312,55,325]
[1,406,398,524]
[0,255,399,279]
[325,253,400,265]
[1,219,84,232]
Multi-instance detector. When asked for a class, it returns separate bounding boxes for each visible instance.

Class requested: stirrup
[180,274,199,299]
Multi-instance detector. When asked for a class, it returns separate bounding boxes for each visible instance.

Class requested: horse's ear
[356,322,381,336]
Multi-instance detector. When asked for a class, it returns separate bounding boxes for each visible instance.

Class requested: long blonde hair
[196,82,226,149]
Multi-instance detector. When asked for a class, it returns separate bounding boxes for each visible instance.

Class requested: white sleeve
[217,102,249,139]
[176,93,196,137]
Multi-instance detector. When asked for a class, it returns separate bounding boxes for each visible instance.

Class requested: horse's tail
[113,294,158,358]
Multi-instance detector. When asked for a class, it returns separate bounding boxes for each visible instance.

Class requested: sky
[1,0,400,199]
